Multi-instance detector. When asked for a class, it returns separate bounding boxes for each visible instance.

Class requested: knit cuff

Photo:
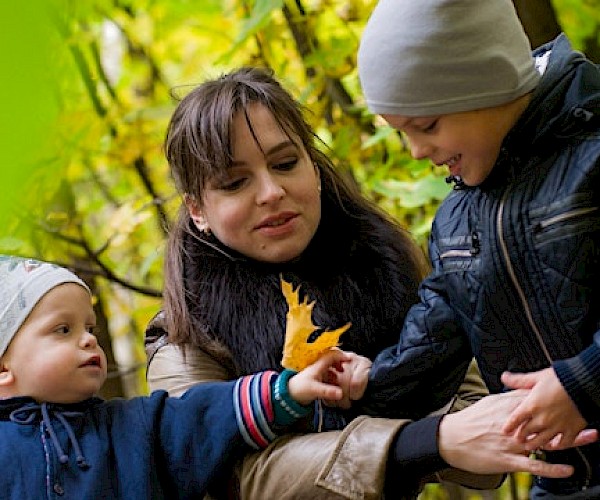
[553,340,600,423]
[273,369,312,427]
[233,371,278,450]
[391,415,448,475]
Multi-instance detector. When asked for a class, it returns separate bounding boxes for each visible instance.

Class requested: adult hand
[501,368,588,451]
[438,390,596,478]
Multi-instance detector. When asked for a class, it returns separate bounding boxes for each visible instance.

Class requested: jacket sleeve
[554,329,600,424]
[146,375,277,497]
[361,235,473,419]
[146,326,502,499]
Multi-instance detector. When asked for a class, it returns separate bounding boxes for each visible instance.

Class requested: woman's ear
[184,194,211,234]
[314,162,322,194]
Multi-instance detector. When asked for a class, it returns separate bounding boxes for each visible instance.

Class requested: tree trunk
[512,0,561,49]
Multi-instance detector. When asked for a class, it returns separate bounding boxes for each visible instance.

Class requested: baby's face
[3,283,107,403]
[382,94,531,186]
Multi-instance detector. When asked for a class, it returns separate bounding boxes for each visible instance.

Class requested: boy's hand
[323,351,372,409]
[439,389,597,478]
[501,368,588,450]
[287,349,352,406]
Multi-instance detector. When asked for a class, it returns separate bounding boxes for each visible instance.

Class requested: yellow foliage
[280,277,350,371]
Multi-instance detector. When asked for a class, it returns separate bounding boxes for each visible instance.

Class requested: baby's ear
[0,362,15,387]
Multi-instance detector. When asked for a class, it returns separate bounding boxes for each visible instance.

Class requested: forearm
[360,270,472,418]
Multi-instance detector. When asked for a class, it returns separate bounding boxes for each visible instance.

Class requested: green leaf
[217,0,284,61]
[373,175,451,208]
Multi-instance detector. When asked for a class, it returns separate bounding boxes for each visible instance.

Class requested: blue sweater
[0,373,279,499]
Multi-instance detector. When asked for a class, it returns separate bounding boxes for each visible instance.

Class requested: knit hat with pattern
[357,0,540,116]
[0,255,89,357]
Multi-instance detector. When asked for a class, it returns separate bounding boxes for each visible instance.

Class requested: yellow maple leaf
[280,277,351,371]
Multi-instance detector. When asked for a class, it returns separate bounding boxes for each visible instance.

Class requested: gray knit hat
[0,255,90,357]
[357,0,540,116]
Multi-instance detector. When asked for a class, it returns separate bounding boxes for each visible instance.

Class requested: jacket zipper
[538,206,598,229]
[439,233,481,260]
[496,192,592,489]
[439,249,472,259]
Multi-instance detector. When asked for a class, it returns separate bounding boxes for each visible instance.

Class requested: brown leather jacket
[146,314,502,499]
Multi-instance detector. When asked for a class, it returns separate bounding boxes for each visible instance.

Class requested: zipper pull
[470,231,480,255]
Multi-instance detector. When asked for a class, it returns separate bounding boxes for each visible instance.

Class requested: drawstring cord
[10,402,89,469]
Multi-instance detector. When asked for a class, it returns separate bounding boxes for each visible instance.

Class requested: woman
[145,67,564,499]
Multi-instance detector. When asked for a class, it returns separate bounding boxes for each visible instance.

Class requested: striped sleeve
[233,370,278,450]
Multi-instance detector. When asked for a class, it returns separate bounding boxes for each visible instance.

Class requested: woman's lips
[255,212,298,236]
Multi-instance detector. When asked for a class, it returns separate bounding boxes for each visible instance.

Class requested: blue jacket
[0,374,278,499]
[366,34,600,492]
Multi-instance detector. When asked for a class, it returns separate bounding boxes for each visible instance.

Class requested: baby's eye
[87,325,99,335]
[55,325,70,335]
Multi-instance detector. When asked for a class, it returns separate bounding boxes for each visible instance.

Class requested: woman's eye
[275,160,298,171]
[219,178,245,191]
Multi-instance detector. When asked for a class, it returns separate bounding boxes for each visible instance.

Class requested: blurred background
[1,1,598,497]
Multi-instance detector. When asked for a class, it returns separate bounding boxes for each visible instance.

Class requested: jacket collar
[2,396,103,471]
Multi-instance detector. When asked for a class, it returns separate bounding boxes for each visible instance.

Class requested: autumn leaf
[280,277,351,371]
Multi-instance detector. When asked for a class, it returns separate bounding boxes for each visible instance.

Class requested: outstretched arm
[361,269,472,418]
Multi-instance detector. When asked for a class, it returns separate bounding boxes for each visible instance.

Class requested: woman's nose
[256,174,285,204]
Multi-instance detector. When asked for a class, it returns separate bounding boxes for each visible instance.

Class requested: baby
[0,255,348,498]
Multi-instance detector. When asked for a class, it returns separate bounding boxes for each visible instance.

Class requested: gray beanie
[357,0,540,116]
[0,255,90,357]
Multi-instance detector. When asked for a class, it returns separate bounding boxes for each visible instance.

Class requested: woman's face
[188,103,322,263]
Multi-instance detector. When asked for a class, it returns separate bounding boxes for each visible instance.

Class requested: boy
[356,0,600,497]
[0,255,347,499]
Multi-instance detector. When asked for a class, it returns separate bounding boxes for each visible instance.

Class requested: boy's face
[382,95,530,186]
[2,283,107,403]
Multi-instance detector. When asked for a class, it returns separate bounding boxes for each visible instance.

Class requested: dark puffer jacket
[365,34,600,493]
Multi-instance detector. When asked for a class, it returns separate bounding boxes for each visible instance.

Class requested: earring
[192,216,211,235]
[317,184,322,194]
[199,222,211,235]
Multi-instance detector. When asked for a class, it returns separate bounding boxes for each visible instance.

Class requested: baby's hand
[501,367,587,451]
[287,349,352,406]
[323,350,372,409]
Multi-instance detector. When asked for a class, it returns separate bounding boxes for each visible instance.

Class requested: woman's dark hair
[162,66,427,348]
